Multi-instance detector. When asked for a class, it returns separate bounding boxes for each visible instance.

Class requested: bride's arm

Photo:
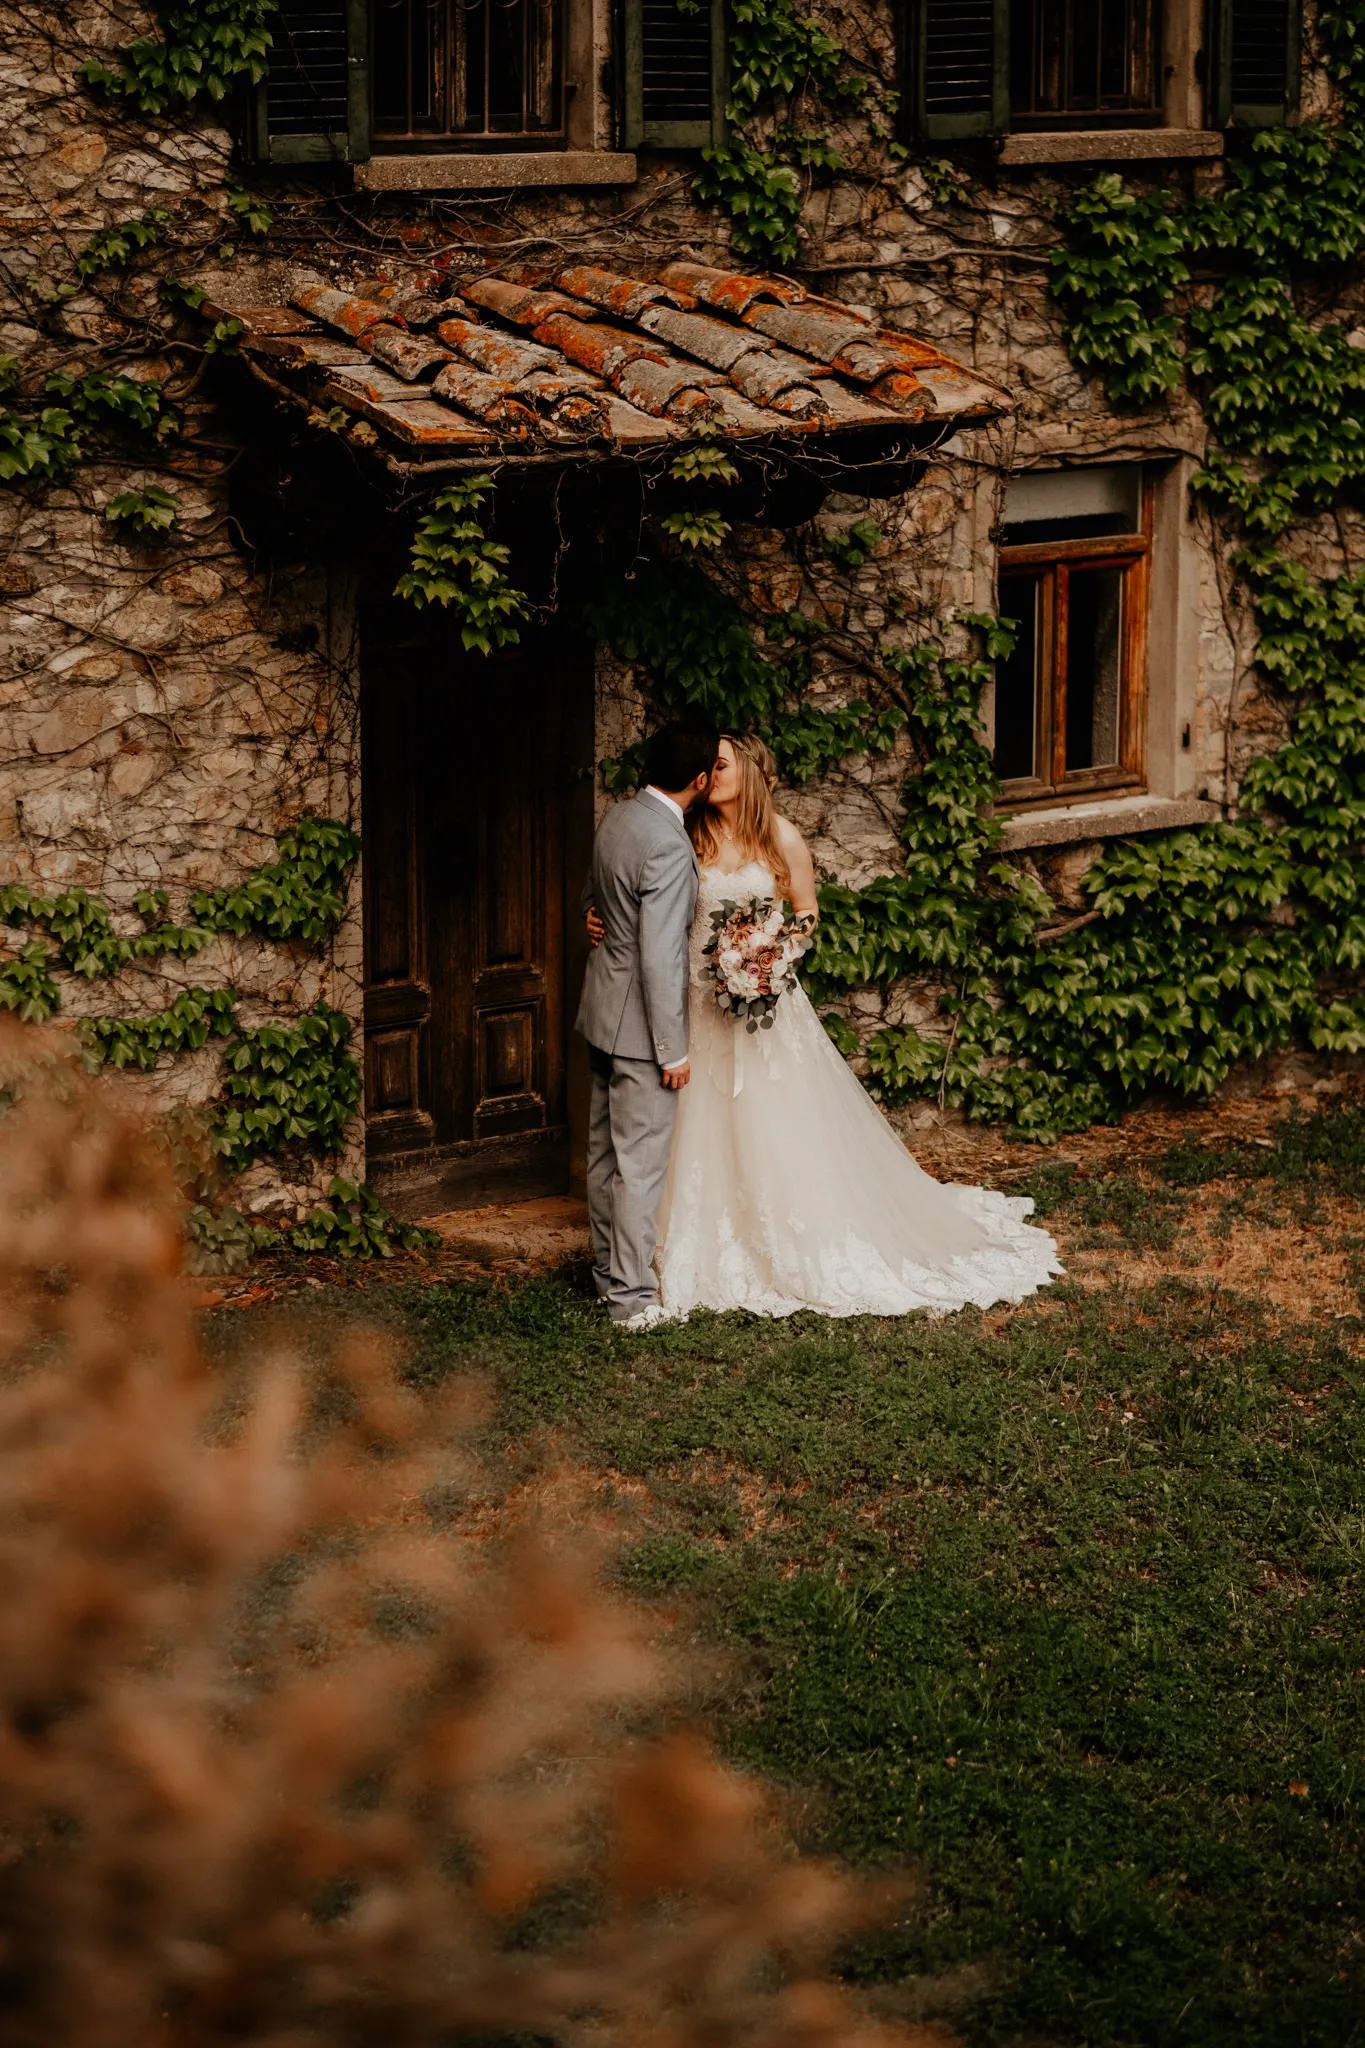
[776,816,818,921]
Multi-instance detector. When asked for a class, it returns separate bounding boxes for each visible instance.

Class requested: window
[622,0,728,149]
[992,466,1150,806]
[250,0,726,165]
[1009,0,1161,128]
[903,0,1300,141]
[371,0,566,149]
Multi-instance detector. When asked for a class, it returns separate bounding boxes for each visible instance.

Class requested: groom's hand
[662,1061,691,1090]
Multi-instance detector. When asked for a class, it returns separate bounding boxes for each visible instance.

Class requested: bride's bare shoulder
[773,812,808,855]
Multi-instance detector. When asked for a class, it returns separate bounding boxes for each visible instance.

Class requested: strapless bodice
[691,862,778,984]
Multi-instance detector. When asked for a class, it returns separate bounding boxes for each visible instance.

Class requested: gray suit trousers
[586,1043,677,1321]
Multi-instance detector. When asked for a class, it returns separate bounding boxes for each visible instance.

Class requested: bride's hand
[586,906,605,947]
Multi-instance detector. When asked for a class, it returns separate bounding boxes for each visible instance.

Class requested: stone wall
[0,4,366,1214]
[0,0,1346,1207]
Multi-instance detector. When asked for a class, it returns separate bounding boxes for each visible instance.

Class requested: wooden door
[360,598,590,1217]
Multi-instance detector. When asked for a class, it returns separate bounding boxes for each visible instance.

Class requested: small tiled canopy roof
[210,260,1014,465]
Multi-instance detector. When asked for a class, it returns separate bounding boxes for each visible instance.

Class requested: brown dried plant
[0,1025,947,2048]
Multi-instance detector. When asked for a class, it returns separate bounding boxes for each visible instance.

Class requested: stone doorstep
[999,795,1222,851]
[425,1195,591,1271]
[353,152,638,192]
[998,129,1225,166]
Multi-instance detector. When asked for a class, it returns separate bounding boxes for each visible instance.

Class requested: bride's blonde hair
[691,733,791,896]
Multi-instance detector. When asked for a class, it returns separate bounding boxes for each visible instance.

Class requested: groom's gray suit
[575,789,698,1321]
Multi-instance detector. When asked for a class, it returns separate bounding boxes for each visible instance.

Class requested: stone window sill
[354,152,638,192]
[999,794,1221,851]
[997,128,1224,166]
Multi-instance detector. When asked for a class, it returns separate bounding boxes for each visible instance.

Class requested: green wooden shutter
[1211,0,1301,128]
[248,0,369,164]
[903,0,1008,142]
[622,0,727,150]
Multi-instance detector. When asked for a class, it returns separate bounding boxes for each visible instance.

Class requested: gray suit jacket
[574,792,699,1068]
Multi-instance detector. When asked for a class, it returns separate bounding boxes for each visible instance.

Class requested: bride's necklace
[711,824,749,875]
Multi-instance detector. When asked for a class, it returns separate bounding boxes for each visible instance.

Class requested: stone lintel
[354,152,638,192]
[1000,795,1222,851]
[998,128,1224,166]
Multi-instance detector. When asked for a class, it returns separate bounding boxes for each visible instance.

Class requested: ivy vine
[573,0,1365,1139]
[79,0,275,116]
[0,820,399,1253]
[694,0,870,264]
[395,475,529,653]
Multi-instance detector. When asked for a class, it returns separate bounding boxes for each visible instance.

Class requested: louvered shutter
[622,0,728,149]
[903,0,1008,142]
[1211,0,1301,127]
[248,0,370,164]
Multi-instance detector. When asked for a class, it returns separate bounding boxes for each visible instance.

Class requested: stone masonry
[0,0,1346,1209]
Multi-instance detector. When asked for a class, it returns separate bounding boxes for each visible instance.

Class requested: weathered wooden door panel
[361,600,584,1218]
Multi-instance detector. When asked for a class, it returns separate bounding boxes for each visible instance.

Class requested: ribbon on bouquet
[697,909,818,1101]
[695,983,806,1100]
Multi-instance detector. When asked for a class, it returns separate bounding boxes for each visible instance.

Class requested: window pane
[488,0,524,127]
[995,578,1042,782]
[1098,0,1129,99]
[1065,566,1123,772]
[1010,0,1159,117]
[457,0,487,131]
[1002,463,1142,544]
[1069,0,1099,107]
[371,0,564,141]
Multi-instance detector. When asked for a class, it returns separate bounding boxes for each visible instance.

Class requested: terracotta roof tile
[636,303,767,372]
[436,317,562,380]
[430,361,539,430]
[463,279,589,325]
[326,366,421,404]
[257,336,368,368]
[554,264,693,317]
[530,312,667,382]
[319,385,488,445]
[617,355,725,420]
[657,262,807,313]
[219,259,1012,464]
[292,284,400,339]
[366,326,453,381]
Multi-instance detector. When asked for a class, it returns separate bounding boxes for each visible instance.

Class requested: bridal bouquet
[702,897,817,1032]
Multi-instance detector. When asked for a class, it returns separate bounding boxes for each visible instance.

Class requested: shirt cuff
[661,1058,688,1070]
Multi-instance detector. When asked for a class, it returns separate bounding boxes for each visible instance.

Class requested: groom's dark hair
[641,721,719,793]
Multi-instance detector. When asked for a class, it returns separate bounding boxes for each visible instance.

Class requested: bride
[644,733,1061,1319]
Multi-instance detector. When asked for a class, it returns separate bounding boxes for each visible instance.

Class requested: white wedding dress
[656,862,1063,1319]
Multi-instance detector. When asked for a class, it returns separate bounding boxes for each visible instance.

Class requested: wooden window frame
[994,476,1152,811]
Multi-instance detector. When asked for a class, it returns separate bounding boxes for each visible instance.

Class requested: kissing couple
[576,721,1062,1330]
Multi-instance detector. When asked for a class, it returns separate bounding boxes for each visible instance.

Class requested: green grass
[1156,1096,1365,1199]
[215,1121,1365,2047]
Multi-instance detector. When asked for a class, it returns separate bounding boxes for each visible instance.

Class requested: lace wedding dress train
[656,862,1063,1319]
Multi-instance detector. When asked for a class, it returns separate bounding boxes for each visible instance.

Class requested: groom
[575,721,718,1329]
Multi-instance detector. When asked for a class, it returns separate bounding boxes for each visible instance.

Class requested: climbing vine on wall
[0,820,420,1258]
[395,475,528,652]
[582,2,1365,1139]
[80,0,275,115]
[694,0,875,263]
[3,0,1358,1209]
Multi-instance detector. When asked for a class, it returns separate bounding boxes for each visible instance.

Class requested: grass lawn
[214,1096,1365,2046]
